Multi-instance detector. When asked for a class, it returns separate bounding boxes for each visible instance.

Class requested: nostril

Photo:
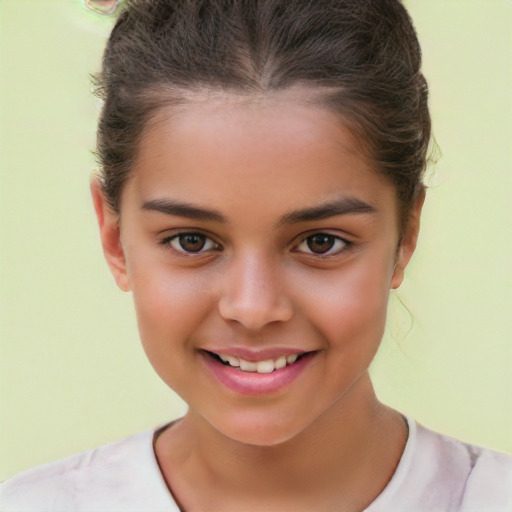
[217,259,294,329]
[218,295,293,330]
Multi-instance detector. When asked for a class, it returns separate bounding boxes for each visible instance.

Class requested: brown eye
[307,234,335,254]
[165,233,219,254]
[178,234,206,252]
[295,233,348,257]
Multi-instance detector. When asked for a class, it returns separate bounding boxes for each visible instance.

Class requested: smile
[214,353,300,374]
[201,350,317,395]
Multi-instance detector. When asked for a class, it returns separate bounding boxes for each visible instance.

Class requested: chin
[208,410,311,448]
[220,428,300,448]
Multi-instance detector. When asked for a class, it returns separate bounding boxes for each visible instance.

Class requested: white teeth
[239,359,258,372]
[274,356,287,370]
[216,352,302,373]
[226,355,240,367]
[218,354,240,367]
[256,359,275,374]
[286,354,298,364]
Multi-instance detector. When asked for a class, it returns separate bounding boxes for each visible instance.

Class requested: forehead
[125,90,397,222]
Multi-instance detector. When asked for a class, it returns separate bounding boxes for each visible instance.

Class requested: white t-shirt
[2,418,511,512]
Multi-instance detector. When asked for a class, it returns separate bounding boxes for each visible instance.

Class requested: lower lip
[201,351,316,395]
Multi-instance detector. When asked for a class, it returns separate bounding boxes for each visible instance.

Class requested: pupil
[307,234,334,254]
[179,234,205,252]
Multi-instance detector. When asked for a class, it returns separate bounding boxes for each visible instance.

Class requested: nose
[218,253,294,330]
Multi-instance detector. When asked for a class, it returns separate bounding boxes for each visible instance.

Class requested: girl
[2,0,511,510]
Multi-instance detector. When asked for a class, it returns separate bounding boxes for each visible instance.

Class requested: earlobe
[391,189,425,289]
[90,176,131,292]
[390,248,405,290]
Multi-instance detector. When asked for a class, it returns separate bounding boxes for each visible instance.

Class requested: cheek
[292,257,392,350]
[126,255,212,356]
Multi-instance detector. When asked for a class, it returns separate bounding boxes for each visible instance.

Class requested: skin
[91,90,423,512]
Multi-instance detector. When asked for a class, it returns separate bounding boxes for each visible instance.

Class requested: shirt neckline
[363,415,417,511]
[146,416,417,512]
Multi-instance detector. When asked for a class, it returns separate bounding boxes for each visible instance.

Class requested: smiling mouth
[205,351,309,374]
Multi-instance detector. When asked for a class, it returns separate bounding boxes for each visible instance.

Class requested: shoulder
[414,421,512,511]
[369,418,512,512]
[458,441,512,511]
[0,429,177,512]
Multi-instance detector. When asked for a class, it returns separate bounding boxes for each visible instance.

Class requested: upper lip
[201,347,314,361]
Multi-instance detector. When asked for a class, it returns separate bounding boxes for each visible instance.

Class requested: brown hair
[95,0,430,228]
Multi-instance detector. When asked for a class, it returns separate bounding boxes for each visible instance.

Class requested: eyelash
[159,231,350,258]
[159,232,221,255]
[293,233,350,257]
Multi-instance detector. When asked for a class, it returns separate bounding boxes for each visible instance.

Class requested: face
[92,91,421,446]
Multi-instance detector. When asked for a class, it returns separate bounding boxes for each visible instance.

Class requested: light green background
[1,0,511,480]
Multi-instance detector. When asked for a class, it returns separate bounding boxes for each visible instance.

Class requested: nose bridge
[218,249,293,329]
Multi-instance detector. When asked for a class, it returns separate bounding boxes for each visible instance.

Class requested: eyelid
[159,229,222,255]
[292,231,351,257]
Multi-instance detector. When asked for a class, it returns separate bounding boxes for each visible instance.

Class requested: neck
[155,374,408,512]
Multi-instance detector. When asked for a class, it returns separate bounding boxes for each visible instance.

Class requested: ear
[90,176,131,292]
[391,189,425,289]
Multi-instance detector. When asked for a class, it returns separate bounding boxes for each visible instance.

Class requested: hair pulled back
[95,0,430,227]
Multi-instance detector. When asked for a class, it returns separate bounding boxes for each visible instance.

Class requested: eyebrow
[141,196,376,225]
[278,197,376,225]
[142,199,226,222]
